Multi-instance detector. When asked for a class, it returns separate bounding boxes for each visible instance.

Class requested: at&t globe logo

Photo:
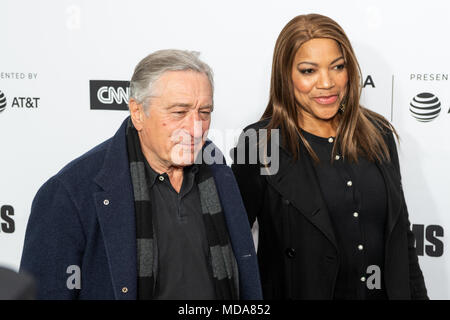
[0,90,6,113]
[409,92,441,122]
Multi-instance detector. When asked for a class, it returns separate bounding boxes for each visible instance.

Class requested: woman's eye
[334,64,345,70]
[300,68,314,75]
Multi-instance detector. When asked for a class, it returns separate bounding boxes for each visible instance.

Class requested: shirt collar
[144,160,199,189]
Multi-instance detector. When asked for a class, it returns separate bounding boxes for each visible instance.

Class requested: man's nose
[185,111,203,139]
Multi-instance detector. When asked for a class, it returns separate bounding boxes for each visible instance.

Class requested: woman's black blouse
[301,129,388,300]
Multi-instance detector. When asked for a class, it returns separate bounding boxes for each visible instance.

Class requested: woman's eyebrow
[297,56,344,67]
[330,56,345,64]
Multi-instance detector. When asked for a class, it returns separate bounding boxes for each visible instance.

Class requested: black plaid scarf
[126,119,239,300]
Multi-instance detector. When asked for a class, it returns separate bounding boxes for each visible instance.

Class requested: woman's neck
[298,111,339,138]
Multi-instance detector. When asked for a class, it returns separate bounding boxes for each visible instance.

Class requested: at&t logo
[409,92,442,122]
[0,89,40,114]
[0,90,7,112]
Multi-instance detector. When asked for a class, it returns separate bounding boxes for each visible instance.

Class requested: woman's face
[291,38,348,121]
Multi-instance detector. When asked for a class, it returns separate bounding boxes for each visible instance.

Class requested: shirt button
[361,277,366,282]
[358,245,364,251]
[347,181,353,187]
[335,155,340,160]
[158,176,164,182]
[353,212,359,218]
[103,199,109,206]
[285,248,296,258]
[122,287,128,294]
[328,137,334,143]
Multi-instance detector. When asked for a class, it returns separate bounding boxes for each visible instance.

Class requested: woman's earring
[339,101,346,113]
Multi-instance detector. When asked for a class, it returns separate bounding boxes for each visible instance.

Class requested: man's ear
[129,98,145,131]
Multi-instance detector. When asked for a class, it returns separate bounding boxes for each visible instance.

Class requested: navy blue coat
[20,117,262,300]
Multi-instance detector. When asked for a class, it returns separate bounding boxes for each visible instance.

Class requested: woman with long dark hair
[231,14,427,299]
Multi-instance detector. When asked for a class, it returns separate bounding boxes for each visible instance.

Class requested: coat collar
[93,117,137,300]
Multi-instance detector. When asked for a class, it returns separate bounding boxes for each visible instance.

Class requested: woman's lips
[313,95,338,105]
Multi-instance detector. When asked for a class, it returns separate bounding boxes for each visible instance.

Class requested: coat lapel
[376,161,402,242]
[209,162,263,299]
[94,118,137,300]
[266,146,338,250]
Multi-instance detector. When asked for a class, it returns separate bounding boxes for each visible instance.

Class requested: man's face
[132,70,213,169]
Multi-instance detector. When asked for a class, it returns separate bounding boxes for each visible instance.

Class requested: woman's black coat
[231,119,428,300]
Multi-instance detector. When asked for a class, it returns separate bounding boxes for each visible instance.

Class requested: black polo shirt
[144,161,216,300]
[301,129,388,300]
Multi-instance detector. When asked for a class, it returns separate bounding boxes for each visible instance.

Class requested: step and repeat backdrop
[0,0,448,299]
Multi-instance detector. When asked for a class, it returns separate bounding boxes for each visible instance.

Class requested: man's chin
[172,158,195,167]
[170,150,200,167]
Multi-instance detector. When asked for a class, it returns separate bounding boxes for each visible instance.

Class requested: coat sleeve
[230,129,267,227]
[19,177,86,300]
[387,131,429,300]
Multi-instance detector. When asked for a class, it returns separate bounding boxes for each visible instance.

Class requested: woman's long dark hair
[262,13,397,162]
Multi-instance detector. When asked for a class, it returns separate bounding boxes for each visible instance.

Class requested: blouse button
[285,248,296,258]
[122,287,128,294]
[353,212,359,218]
[158,176,165,182]
[335,155,340,160]
[103,199,110,206]
[347,181,353,187]
[358,245,364,251]
[328,137,334,143]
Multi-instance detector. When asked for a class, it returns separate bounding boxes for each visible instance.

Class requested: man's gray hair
[129,49,214,113]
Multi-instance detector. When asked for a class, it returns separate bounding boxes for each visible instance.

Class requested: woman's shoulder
[360,106,399,162]
[242,118,271,133]
[361,107,395,137]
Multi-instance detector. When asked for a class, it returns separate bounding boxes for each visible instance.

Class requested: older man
[20,50,262,300]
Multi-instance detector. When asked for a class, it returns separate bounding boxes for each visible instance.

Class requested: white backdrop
[0,0,448,299]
